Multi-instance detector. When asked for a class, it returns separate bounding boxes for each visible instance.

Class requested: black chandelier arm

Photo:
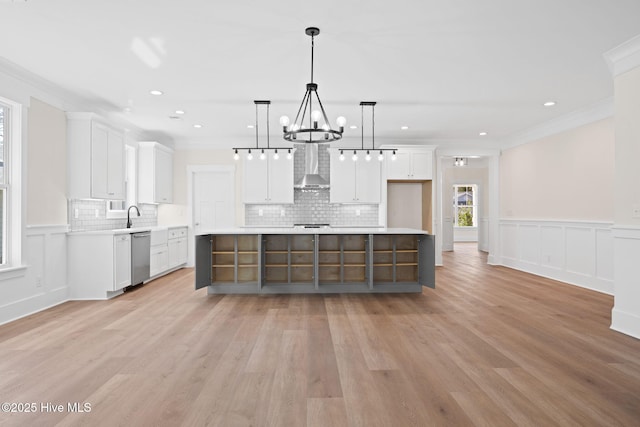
[292,88,312,131]
[283,128,342,143]
[313,90,334,132]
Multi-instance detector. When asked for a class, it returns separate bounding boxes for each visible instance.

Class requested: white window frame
[453,184,478,228]
[0,94,25,276]
[106,144,137,219]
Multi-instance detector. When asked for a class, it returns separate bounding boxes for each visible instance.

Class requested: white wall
[27,98,67,225]
[609,38,640,339]
[498,118,615,295]
[500,118,614,220]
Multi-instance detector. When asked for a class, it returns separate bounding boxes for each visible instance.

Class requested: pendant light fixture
[337,101,396,162]
[233,100,293,161]
[279,27,345,144]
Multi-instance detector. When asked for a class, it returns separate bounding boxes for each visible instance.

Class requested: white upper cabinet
[67,113,125,200]
[385,146,434,180]
[138,141,174,204]
[243,155,294,204]
[329,149,381,203]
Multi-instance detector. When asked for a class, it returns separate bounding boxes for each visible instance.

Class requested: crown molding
[500,97,613,150]
[604,34,640,77]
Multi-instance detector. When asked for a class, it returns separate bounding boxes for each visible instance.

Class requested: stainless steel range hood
[294,144,329,190]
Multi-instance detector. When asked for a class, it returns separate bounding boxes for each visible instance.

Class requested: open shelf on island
[195,231,434,293]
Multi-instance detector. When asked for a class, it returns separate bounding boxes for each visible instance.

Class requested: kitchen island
[195,228,435,294]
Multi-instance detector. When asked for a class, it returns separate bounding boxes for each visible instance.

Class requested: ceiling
[1,0,640,150]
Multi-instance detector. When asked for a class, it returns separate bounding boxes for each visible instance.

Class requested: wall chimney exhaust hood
[294,144,329,190]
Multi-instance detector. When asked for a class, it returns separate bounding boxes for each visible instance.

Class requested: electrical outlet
[356,209,361,216]
[259,209,263,217]
[280,209,285,217]
[95,209,99,218]
[35,276,42,288]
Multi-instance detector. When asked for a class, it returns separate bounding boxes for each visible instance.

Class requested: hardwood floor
[1,243,639,426]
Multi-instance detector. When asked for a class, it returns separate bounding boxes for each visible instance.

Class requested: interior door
[193,170,235,235]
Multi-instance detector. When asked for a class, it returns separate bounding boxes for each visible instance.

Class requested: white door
[193,169,235,235]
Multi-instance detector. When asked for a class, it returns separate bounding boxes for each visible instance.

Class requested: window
[106,145,136,218]
[453,184,477,227]
[0,102,7,264]
[0,95,23,271]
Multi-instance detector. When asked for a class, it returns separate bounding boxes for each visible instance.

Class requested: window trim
[453,184,478,228]
[0,94,24,273]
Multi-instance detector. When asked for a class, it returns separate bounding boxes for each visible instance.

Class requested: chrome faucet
[126,205,140,228]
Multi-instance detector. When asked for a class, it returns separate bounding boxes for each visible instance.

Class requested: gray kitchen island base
[195,229,435,294]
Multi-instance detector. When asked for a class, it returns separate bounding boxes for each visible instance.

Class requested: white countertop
[68,225,187,236]
[196,227,429,235]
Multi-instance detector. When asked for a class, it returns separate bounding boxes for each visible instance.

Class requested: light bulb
[336,116,346,127]
[311,110,321,128]
[339,150,345,161]
[292,123,299,131]
[260,149,266,160]
[286,149,292,160]
[365,151,371,161]
[352,150,358,162]
[378,151,384,162]
[233,149,239,161]
[391,150,397,161]
[273,150,279,160]
[322,124,329,131]
[247,150,253,161]
[279,116,290,126]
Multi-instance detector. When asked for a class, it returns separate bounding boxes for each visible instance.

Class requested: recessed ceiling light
[401,126,409,130]
[175,110,185,115]
[543,101,556,107]
[247,125,255,129]
[479,131,488,136]
[350,125,358,129]
[193,124,203,128]
[149,90,163,96]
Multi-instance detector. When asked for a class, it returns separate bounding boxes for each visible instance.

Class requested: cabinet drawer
[168,227,187,239]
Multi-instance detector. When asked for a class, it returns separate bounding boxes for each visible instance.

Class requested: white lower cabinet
[151,226,188,277]
[114,234,132,291]
[150,244,169,277]
[68,233,132,299]
[168,227,188,268]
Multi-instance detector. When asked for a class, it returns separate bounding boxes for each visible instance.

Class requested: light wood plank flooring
[1,243,639,426]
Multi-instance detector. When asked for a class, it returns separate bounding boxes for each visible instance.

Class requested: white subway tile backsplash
[68,199,158,231]
[246,145,380,227]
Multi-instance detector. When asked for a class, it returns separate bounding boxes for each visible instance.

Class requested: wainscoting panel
[611,226,640,339]
[0,225,69,325]
[498,219,613,295]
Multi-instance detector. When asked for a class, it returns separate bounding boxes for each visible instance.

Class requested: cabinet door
[329,150,356,203]
[155,148,173,203]
[387,152,412,179]
[267,157,294,203]
[243,157,269,203]
[169,237,188,266]
[91,122,110,198]
[355,159,381,203]
[114,234,131,291]
[107,130,125,199]
[410,151,433,180]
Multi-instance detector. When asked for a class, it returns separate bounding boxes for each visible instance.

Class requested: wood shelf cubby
[372,235,419,283]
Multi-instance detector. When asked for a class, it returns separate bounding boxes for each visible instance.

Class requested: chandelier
[279,27,346,143]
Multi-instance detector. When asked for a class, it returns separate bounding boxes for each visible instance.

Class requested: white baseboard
[611,308,640,339]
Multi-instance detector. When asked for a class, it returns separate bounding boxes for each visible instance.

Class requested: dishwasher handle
[132,232,151,238]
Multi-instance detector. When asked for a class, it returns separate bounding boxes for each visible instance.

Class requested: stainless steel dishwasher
[131,231,151,285]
